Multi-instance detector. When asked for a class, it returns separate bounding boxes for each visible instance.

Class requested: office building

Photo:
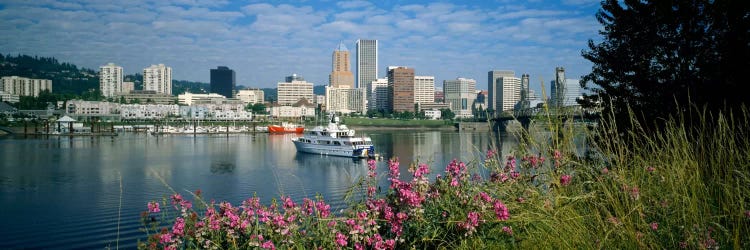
[210,66,236,98]
[325,86,366,114]
[444,78,477,118]
[277,79,313,106]
[487,70,520,113]
[285,74,305,82]
[387,66,414,113]
[356,39,377,108]
[329,42,354,88]
[143,64,172,95]
[370,78,388,111]
[99,63,123,98]
[551,67,565,107]
[236,89,264,105]
[0,76,52,97]
[122,81,135,94]
[414,76,435,105]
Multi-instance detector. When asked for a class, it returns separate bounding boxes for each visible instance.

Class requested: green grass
[341,117,453,127]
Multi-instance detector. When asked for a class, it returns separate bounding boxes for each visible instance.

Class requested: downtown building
[550,67,582,107]
[236,89,264,105]
[414,76,435,105]
[488,70,521,114]
[277,75,313,106]
[329,42,354,88]
[370,78,388,111]
[444,78,477,118]
[143,64,172,95]
[99,63,123,98]
[387,66,415,113]
[356,39,377,109]
[0,76,52,97]
[210,66,236,98]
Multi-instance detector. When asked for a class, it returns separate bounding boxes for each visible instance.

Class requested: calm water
[0,130,516,248]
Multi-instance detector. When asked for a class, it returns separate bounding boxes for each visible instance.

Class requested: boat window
[334,141,341,145]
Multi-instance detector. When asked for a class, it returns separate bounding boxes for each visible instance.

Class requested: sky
[0,0,602,95]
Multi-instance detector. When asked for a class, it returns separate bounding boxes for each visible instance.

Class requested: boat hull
[292,140,374,158]
[268,125,304,133]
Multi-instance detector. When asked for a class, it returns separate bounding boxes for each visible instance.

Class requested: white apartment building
[370,78,388,111]
[0,76,52,97]
[99,63,123,98]
[0,91,19,103]
[414,75,435,105]
[143,64,172,95]
[178,92,227,106]
[270,105,315,118]
[325,86,366,115]
[236,89,264,105]
[424,109,441,120]
[120,104,179,120]
[65,100,118,115]
[179,104,252,120]
[444,78,477,118]
[277,80,313,106]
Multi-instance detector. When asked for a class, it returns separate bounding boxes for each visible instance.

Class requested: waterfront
[0,130,515,248]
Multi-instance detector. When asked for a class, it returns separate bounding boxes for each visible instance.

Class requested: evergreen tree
[580,0,749,132]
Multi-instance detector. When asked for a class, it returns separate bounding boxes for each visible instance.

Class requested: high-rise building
[414,76,435,105]
[122,81,135,94]
[356,39,377,109]
[551,67,566,107]
[563,79,582,106]
[444,78,477,118]
[277,79,313,106]
[488,70,520,114]
[521,74,530,102]
[329,42,354,88]
[387,66,415,113]
[370,78,388,111]
[99,63,123,98]
[143,64,172,95]
[434,88,444,103]
[0,76,52,97]
[210,66,236,98]
[325,86,366,114]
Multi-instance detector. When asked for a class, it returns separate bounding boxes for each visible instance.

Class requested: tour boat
[291,115,375,158]
[268,122,304,133]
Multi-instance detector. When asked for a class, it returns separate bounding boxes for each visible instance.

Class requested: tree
[581,0,749,132]
[440,108,455,120]
[248,103,267,114]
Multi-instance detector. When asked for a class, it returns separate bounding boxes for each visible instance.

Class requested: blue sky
[0,0,602,94]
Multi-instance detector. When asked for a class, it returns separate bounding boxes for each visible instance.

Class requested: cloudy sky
[0,0,602,94]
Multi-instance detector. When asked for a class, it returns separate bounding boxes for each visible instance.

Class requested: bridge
[0,126,15,134]
[491,108,600,131]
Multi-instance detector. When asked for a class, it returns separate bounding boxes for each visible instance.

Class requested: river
[0,130,517,248]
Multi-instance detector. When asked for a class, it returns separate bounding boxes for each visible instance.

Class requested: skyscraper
[330,42,354,88]
[444,78,477,118]
[370,78,388,111]
[143,64,172,95]
[356,39,377,108]
[210,66,236,98]
[551,67,565,107]
[488,70,520,114]
[99,63,123,98]
[387,66,414,113]
[414,75,435,105]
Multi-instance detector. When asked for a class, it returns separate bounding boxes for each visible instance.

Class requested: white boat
[292,115,375,158]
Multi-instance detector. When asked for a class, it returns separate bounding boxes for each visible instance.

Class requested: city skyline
[0,1,601,95]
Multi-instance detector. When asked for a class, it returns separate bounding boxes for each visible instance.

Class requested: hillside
[0,53,209,96]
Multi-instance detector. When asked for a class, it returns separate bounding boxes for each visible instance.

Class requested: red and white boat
[268,122,304,133]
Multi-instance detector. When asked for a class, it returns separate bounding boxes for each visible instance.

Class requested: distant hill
[0,53,209,96]
[0,54,98,95]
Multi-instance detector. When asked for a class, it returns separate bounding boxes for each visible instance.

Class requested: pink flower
[335,232,348,247]
[327,220,337,227]
[601,167,609,174]
[486,149,496,159]
[493,201,510,221]
[511,171,520,179]
[159,233,172,244]
[679,241,687,248]
[172,217,185,236]
[147,201,160,213]
[630,186,640,200]
[316,200,331,218]
[560,175,572,186]
[745,210,750,218]
[413,163,430,178]
[450,178,459,187]
[553,150,561,160]
[646,166,655,172]
[502,226,513,235]
[516,197,525,203]
[650,222,658,231]
[261,240,275,250]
